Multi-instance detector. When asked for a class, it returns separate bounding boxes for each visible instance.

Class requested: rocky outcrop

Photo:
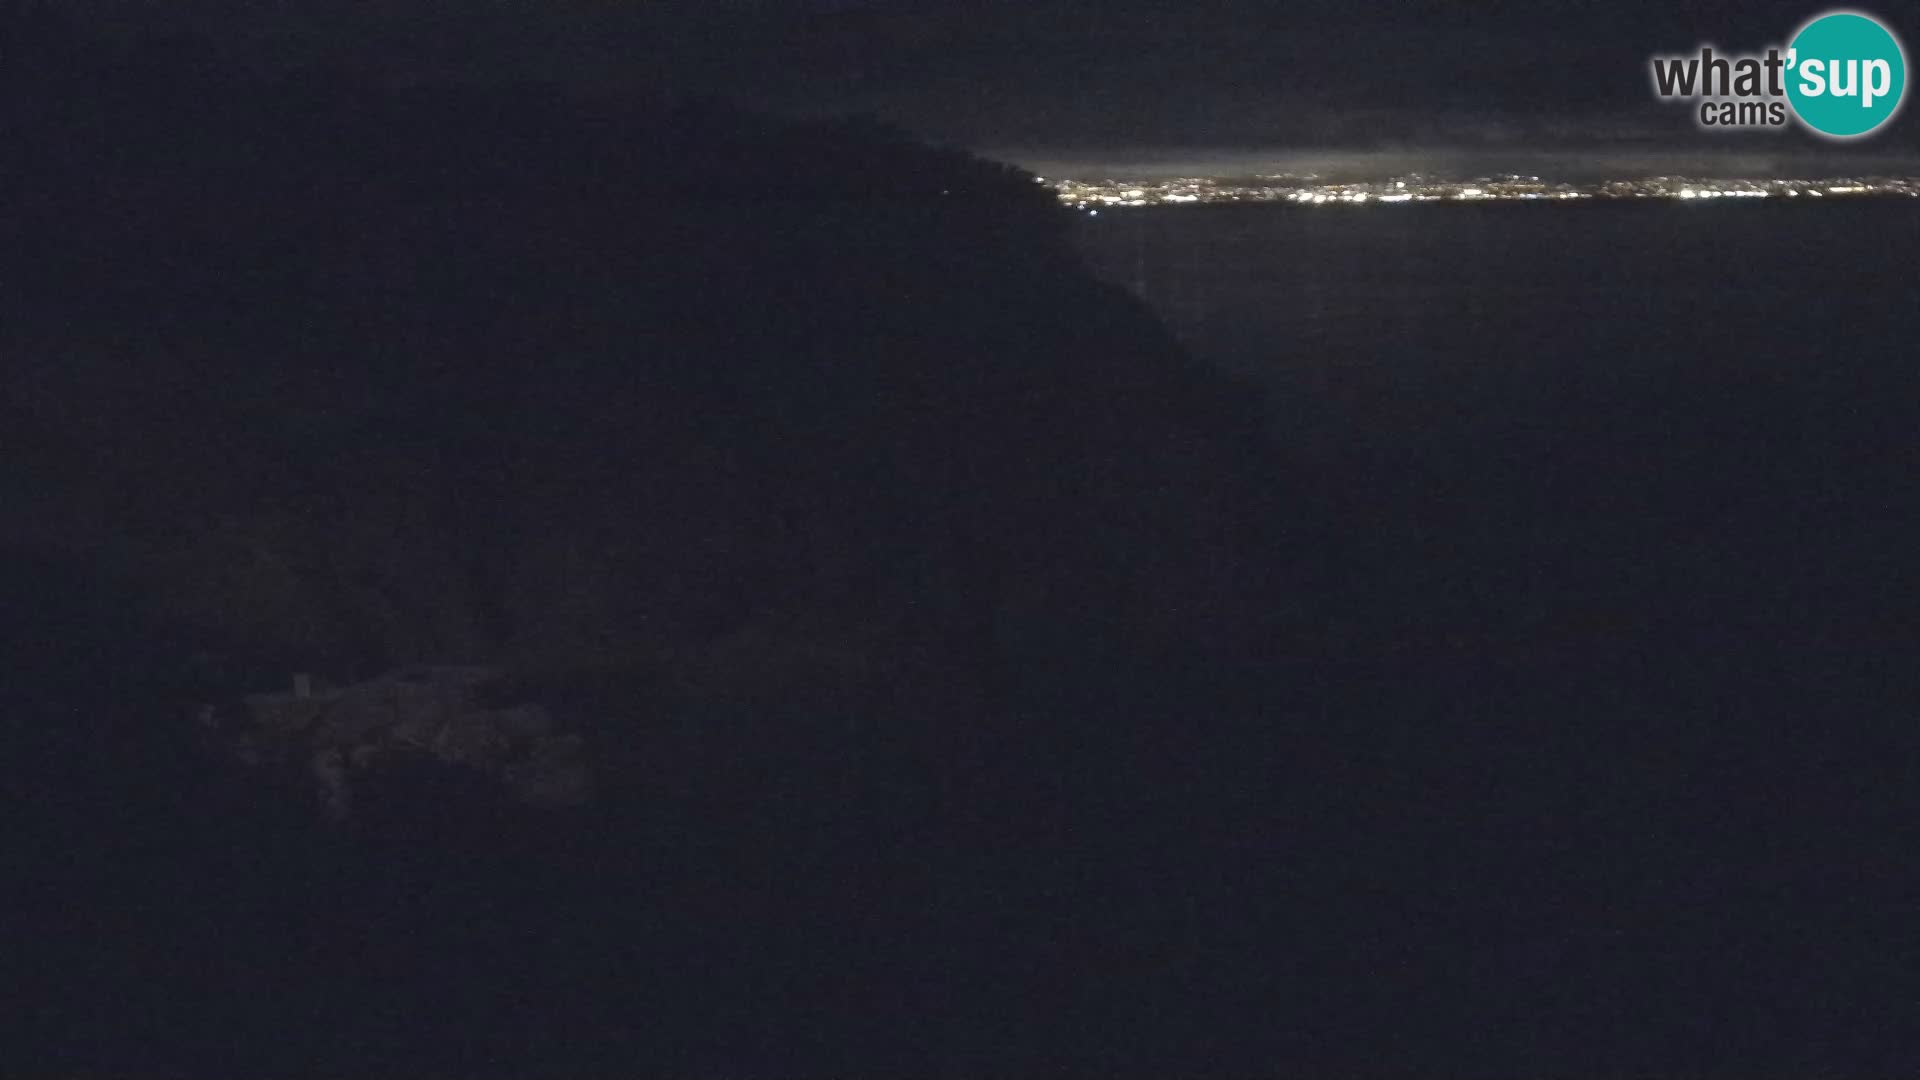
[194,665,592,820]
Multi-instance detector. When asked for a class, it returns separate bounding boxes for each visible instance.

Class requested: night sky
[73,0,1920,173]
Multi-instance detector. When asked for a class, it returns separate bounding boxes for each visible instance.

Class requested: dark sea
[1078,198,1920,450]
[1075,199,1920,642]
[1072,200,1920,1070]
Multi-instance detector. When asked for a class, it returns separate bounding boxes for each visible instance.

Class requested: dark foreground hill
[3,14,1299,1075]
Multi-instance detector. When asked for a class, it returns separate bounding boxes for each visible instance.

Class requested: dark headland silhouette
[5,10,1919,1075]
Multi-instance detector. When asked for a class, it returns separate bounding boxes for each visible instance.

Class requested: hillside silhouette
[4,14,1298,1075]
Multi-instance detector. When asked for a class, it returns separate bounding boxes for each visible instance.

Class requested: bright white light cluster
[1054,174,1920,212]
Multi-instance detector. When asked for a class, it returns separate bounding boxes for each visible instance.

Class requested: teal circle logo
[1786,11,1907,138]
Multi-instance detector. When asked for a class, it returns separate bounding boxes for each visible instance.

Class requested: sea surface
[1075,200,1920,639]
[1068,200,1920,1067]
[1076,198,1920,452]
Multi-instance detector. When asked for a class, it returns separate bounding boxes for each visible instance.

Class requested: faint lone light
[1089,209,1099,216]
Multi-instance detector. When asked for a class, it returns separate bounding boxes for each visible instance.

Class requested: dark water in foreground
[1070,202,1920,1069]
[1080,198,1920,442]
[1079,200,1920,640]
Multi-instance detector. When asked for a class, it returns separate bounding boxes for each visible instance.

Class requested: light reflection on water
[1074,200,1920,445]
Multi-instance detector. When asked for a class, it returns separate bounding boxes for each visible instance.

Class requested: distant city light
[1048,174,1920,209]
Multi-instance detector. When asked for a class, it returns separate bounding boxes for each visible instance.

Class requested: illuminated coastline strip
[1052,176,1920,209]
